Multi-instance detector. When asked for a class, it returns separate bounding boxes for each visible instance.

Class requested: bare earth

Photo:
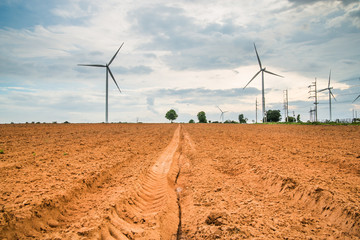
[0,123,359,239]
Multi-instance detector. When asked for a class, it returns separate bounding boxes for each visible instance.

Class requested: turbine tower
[243,43,284,123]
[78,43,124,123]
[318,70,336,121]
[217,106,228,123]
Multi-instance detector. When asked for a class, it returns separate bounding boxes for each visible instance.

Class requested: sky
[0,0,360,123]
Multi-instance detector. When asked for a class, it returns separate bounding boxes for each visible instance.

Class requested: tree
[266,110,281,122]
[189,119,195,123]
[165,109,178,123]
[238,114,247,124]
[197,111,207,123]
[297,114,302,123]
[286,116,296,122]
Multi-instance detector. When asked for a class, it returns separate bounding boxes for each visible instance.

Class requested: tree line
[165,109,297,123]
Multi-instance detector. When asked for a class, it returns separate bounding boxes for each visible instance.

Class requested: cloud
[128,4,252,71]
[287,0,358,6]
[112,65,153,75]
[1,0,359,123]
[147,87,261,106]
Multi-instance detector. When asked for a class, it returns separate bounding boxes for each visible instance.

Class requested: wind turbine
[318,70,336,121]
[243,43,284,123]
[353,94,360,103]
[217,106,228,123]
[78,43,124,123]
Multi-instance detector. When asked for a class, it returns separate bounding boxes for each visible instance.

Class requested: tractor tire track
[0,124,178,240]
[100,125,191,240]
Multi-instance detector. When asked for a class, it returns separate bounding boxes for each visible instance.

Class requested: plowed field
[0,123,359,239]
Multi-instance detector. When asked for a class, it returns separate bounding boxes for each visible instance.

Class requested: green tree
[197,111,207,123]
[238,114,247,124]
[266,110,281,122]
[165,109,178,123]
[189,119,195,123]
[286,116,296,122]
[297,114,301,123]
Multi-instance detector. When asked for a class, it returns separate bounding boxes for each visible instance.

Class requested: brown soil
[0,123,359,239]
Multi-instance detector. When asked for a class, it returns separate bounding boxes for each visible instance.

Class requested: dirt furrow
[0,123,178,239]
[179,124,360,239]
[100,125,187,240]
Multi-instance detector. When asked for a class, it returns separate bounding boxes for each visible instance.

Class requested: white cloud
[0,0,359,123]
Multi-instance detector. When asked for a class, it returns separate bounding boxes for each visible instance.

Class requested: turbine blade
[107,67,121,93]
[243,70,262,89]
[217,106,223,112]
[264,70,284,78]
[78,64,106,67]
[328,69,331,88]
[108,42,124,66]
[224,111,228,113]
[253,43,262,69]
[330,90,336,101]
[353,94,360,103]
[318,88,328,92]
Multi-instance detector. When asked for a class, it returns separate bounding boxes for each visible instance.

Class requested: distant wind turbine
[318,70,336,121]
[78,43,124,123]
[353,94,360,103]
[217,106,228,123]
[243,43,284,123]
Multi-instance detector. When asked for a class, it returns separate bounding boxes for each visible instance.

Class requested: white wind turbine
[78,43,124,123]
[318,70,336,121]
[243,43,284,123]
[217,106,228,123]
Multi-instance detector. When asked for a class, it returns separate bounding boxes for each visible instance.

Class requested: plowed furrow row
[100,125,183,240]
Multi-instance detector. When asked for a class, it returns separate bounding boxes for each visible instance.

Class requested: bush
[238,114,247,124]
[266,110,281,122]
[197,111,207,123]
[189,119,195,123]
[286,116,296,122]
[224,120,237,124]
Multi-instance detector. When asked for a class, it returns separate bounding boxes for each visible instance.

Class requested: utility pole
[283,89,289,122]
[255,98,259,123]
[308,78,319,122]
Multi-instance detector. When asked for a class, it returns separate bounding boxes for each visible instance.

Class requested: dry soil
[0,123,359,239]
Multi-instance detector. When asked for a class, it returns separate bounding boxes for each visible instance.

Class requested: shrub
[238,114,247,124]
[197,111,207,123]
[266,110,281,122]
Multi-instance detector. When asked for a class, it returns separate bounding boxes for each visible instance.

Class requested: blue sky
[0,0,359,123]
